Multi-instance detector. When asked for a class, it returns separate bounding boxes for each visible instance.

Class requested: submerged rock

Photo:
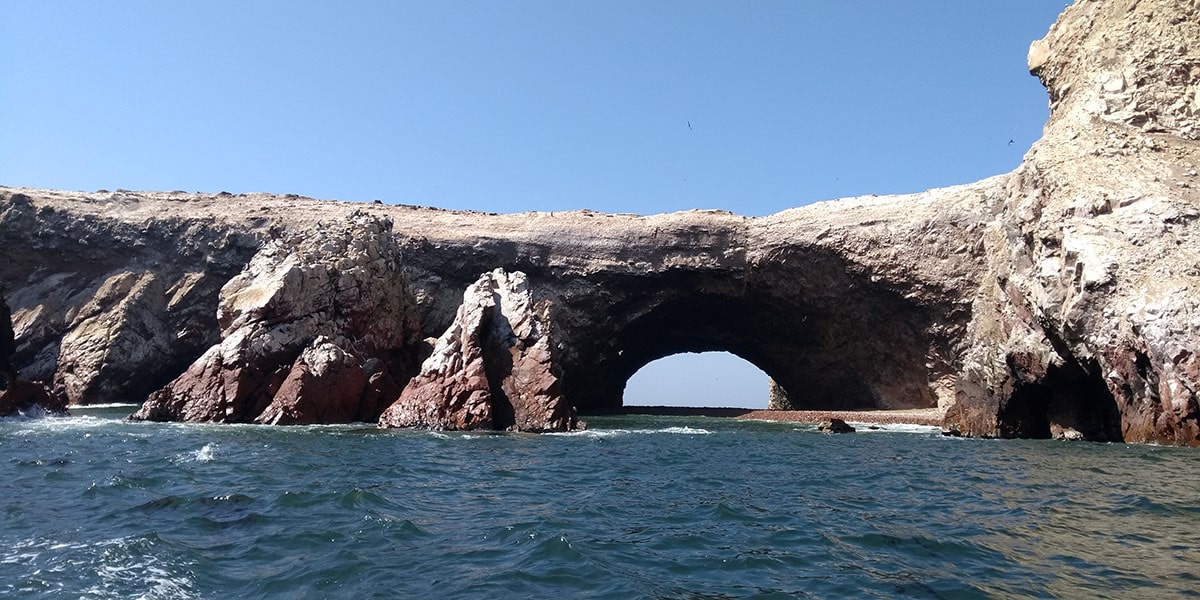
[817,419,855,434]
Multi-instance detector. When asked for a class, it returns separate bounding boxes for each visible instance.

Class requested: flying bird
[1008,139,1015,145]
[687,120,692,130]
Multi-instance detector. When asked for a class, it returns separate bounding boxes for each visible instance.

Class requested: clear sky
[1,1,1067,408]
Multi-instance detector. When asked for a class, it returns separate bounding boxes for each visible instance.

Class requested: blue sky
[1,1,1067,407]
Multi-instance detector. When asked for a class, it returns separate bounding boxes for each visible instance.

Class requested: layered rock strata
[2,0,1198,442]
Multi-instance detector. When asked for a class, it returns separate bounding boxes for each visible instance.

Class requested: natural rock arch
[540,253,957,416]
[2,0,1199,444]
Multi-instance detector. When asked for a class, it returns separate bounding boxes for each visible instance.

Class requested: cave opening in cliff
[564,277,943,417]
[997,360,1123,442]
[622,351,770,414]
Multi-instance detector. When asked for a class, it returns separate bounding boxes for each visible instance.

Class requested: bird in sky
[687,120,692,130]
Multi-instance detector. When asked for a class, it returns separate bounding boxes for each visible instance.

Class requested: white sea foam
[93,539,199,600]
[6,415,116,435]
[654,426,713,435]
[846,422,942,434]
[547,426,713,438]
[172,443,217,464]
[193,443,216,462]
[547,429,628,439]
[6,536,198,600]
[792,422,942,434]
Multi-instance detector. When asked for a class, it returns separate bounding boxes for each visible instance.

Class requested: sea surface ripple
[2,408,1198,599]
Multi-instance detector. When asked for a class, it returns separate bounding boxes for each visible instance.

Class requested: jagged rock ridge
[1,0,1198,443]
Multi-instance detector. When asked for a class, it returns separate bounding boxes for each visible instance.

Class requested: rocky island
[2,0,1198,444]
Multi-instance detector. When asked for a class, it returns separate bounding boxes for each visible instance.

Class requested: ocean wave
[789,422,942,434]
[171,443,218,464]
[544,429,625,438]
[547,426,713,438]
[4,535,199,600]
[5,415,119,435]
[655,426,713,435]
[846,423,943,434]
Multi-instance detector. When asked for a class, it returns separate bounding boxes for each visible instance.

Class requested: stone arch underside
[546,252,960,416]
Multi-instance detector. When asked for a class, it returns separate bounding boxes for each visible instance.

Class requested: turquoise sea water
[2,407,1198,599]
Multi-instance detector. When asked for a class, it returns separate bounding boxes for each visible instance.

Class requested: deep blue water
[2,407,1199,599]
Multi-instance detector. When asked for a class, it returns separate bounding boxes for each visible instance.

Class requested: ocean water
[2,408,1198,599]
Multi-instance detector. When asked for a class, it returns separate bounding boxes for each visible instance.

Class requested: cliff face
[2,0,1198,443]
[946,0,1200,444]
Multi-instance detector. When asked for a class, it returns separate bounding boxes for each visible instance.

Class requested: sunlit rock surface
[128,212,420,424]
[2,0,1198,442]
[378,269,577,432]
[945,0,1200,445]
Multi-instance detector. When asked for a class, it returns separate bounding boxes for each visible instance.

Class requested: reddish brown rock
[131,211,418,423]
[134,324,296,422]
[0,380,67,417]
[379,269,579,432]
[357,360,403,424]
[254,338,369,425]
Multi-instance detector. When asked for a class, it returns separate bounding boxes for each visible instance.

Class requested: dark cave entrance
[561,276,945,417]
[997,358,1123,442]
[480,305,518,430]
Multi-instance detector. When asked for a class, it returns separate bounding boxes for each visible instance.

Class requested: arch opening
[561,269,949,417]
[622,351,770,413]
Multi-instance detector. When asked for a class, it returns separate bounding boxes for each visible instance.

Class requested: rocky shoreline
[616,406,944,427]
[3,0,1199,444]
[738,409,943,428]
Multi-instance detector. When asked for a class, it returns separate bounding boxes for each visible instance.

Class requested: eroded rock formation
[2,0,1198,442]
[129,211,421,424]
[379,269,576,432]
[1,286,66,417]
[944,0,1200,445]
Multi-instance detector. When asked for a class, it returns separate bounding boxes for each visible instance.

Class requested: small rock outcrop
[0,380,67,417]
[817,419,855,434]
[378,269,578,432]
